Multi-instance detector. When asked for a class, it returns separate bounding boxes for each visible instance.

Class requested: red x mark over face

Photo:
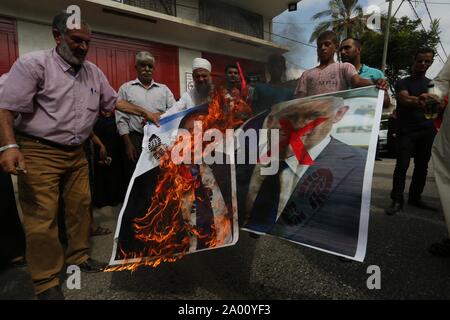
[261,117,328,166]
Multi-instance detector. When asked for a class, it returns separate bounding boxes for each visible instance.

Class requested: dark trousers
[124,131,144,183]
[0,170,26,269]
[390,127,436,203]
[92,117,127,207]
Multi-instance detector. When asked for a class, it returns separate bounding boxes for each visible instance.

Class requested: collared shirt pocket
[81,88,101,130]
[85,87,101,113]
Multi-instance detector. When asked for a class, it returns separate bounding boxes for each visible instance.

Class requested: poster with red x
[237,86,384,262]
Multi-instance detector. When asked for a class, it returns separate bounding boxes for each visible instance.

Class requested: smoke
[272,13,309,81]
[285,65,304,81]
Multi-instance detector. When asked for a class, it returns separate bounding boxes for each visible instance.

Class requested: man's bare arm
[397,90,423,109]
[116,100,145,116]
[89,132,108,163]
[383,91,391,109]
[295,91,307,99]
[351,75,389,91]
[351,75,373,88]
[0,109,16,146]
[116,100,160,126]
[121,133,138,162]
[0,109,26,174]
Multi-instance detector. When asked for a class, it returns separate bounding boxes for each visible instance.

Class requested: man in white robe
[428,57,450,257]
[164,58,213,117]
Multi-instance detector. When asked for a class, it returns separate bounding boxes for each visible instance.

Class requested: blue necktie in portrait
[190,165,215,249]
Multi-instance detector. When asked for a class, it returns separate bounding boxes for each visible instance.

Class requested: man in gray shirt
[115,51,175,178]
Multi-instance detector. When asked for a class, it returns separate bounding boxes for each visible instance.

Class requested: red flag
[236,61,247,92]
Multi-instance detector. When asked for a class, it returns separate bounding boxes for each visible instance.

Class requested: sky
[272,0,450,80]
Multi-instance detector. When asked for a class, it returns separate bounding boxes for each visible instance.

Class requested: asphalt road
[2,157,450,299]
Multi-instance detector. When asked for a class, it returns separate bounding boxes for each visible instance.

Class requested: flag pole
[382,0,394,72]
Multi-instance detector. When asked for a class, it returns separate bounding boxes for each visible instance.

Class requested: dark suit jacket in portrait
[245,138,367,257]
[235,110,270,225]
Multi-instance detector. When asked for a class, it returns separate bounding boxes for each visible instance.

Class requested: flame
[106,88,252,272]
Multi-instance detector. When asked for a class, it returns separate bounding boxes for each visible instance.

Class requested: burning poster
[109,90,250,270]
[237,86,384,262]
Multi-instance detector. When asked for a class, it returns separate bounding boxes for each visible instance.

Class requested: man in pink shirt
[295,31,388,98]
[0,12,117,299]
[292,30,387,262]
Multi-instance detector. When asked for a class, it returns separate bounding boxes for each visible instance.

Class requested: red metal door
[87,33,180,98]
[0,17,18,76]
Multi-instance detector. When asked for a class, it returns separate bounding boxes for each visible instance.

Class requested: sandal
[90,226,112,237]
[429,238,450,257]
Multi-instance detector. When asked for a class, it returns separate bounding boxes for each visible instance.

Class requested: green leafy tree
[310,0,365,43]
[360,16,441,88]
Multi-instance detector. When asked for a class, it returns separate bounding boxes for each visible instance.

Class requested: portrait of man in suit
[174,107,236,251]
[115,106,236,262]
[243,96,368,257]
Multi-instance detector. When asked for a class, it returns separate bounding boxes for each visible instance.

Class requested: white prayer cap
[192,58,212,72]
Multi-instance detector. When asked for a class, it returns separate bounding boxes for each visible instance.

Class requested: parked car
[379,111,397,158]
[379,113,389,153]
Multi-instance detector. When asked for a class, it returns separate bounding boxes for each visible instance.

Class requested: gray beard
[58,40,84,66]
[193,84,211,103]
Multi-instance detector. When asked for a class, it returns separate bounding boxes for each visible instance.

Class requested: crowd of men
[0,12,449,300]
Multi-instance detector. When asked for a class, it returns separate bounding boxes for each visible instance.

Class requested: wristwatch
[0,144,20,153]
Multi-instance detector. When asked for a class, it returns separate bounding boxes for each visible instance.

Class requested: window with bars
[112,0,176,16]
[199,0,264,39]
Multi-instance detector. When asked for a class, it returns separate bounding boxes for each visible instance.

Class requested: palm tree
[309,0,366,43]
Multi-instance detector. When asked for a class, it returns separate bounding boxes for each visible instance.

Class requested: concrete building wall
[177,0,272,42]
[1,0,286,62]
[17,20,54,55]
[15,20,204,97]
[2,0,285,95]
[263,17,271,42]
[176,0,199,22]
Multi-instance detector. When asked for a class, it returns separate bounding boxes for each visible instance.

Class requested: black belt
[16,132,83,152]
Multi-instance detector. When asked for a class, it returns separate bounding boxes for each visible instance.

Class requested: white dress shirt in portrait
[277,135,331,219]
[246,135,331,222]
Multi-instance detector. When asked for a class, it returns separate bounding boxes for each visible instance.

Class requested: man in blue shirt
[340,37,390,107]
[340,37,391,161]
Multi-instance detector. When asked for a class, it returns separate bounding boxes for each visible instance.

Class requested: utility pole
[382,0,394,72]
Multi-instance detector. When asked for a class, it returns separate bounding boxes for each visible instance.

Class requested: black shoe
[385,201,403,215]
[10,257,27,268]
[408,199,437,211]
[37,286,65,300]
[78,258,107,273]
